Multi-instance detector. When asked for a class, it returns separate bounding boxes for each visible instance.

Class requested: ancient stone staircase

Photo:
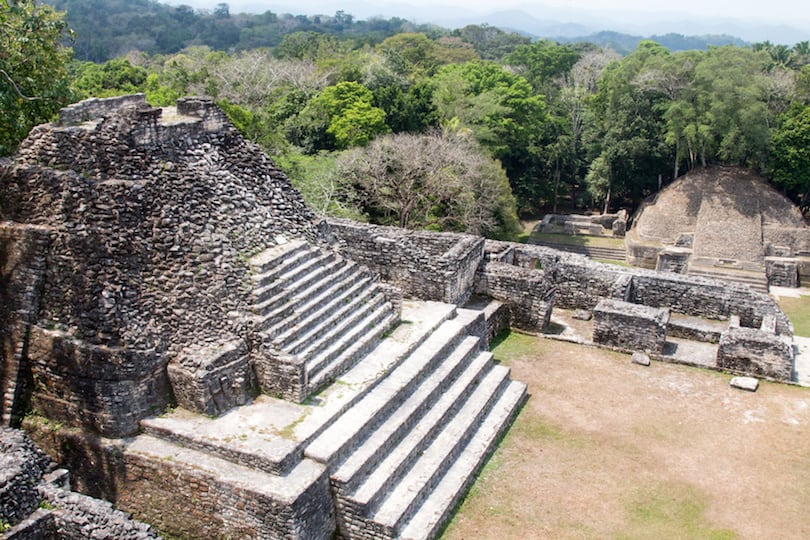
[249,239,399,397]
[139,302,526,539]
[687,263,769,294]
[306,308,526,540]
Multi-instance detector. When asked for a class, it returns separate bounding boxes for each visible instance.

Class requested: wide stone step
[251,242,315,285]
[253,252,338,304]
[304,313,480,468]
[397,380,527,540]
[304,300,395,382]
[286,291,387,356]
[306,312,400,397]
[268,271,372,344]
[248,239,309,275]
[365,365,514,537]
[333,344,490,505]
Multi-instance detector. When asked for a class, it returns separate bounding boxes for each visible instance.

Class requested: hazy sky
[171,0,810,27]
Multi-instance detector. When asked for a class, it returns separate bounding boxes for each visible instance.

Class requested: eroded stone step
[268,272,372,344]
[248,239,308,275]
[306,312,400,397]
[253,252,337,304]
[251,242,315,285]
[304,312,481,468]
[304,300,394,381]
[289,293,388,357]
[280,285,383,353]
[397,380,527,540]
[366,366,515,538]
[333,346,491,507]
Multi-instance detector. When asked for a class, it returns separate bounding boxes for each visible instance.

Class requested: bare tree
[337,131,519,237]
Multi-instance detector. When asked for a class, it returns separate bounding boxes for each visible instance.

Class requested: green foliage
[0,0,74,155]
[431,61,546,210]
[71,58,147,98]
[505,40,582,94]
[771,105,810,211]
[289,81,388,151]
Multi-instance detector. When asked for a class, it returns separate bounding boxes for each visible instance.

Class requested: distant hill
[555,31,749,54]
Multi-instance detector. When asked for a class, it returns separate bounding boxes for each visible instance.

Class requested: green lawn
[530,231,626,249]
[776,294,810,336]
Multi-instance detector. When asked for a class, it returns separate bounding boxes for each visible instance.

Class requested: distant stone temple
[626,166,810,291]
[0,96,800,539]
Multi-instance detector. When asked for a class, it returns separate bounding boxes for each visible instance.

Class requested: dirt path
[443,334,810,539]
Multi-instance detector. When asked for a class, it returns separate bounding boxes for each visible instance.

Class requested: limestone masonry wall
[1,95,325,435]
[326,219,483,305]
[593,299,670,353]
[1,427,158,538]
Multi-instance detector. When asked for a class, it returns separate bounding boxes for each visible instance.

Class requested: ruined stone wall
[326,219,484,305]
[1,427,159,538]
[24,423,334,540]
[1,224,49,426]
[26,327,171,437]
[628,273,791,335]
[474,262,554,331]
[593,299,669,353]
[482,240,791,336]
[717,326,794,381]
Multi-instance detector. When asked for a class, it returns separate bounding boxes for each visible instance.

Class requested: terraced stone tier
[140,301,527,540]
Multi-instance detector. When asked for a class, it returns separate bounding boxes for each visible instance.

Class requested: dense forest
[3,0,810,241]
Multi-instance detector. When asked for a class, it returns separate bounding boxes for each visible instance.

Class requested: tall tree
[0,0,74,155]
[338,130,520,238]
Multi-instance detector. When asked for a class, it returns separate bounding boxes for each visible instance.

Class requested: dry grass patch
[442,332,810,539]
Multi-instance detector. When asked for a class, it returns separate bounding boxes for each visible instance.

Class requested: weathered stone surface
[632,352,651,366]
[168,339,254,417]
[572,309,592,321]
[474,262,554,331]
[326,219,483,305]
[730,376,760,391]
[593,299,669,354]
[1,427,158,539]
[718,326,794,381]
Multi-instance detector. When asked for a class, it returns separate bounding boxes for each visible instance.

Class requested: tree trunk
[673,139,679,181]
[603,185,611,215]
[552,158,561,214]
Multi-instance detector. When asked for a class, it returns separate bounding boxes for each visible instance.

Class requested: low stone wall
[667,318,724,344]
[593,299,669,354]
[326,219,484,305]
[24,423,334,540]
[474,262,554,331]
[58,94,148,126]
[1,427,159,539]
[717,325,794,381]
[26,327,172,438]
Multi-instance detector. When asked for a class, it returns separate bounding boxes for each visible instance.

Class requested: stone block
[593,299,669,354]
[730,376,759,392]
[765,256,799,288]
[631,352,651,366]
[717,326,794,381]
[168,340,254,417]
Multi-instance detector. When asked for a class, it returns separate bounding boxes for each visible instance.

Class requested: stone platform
[133,300,526,539]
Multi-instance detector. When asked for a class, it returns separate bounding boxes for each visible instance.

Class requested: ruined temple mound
[0,94,321,354]
[633,166,805,259]
[627,166,810,288]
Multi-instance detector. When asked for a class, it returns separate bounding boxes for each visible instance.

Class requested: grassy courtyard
[442,332,810,540]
